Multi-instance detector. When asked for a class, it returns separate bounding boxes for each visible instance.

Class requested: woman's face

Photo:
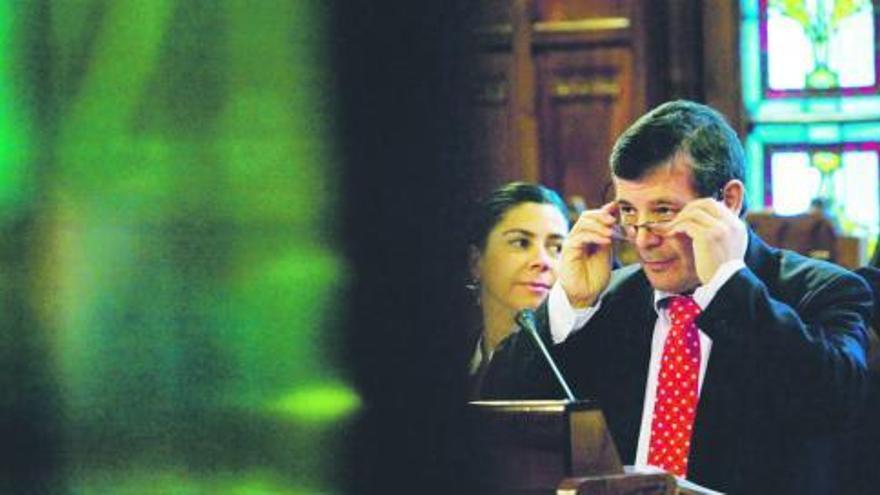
[473,202,569,317]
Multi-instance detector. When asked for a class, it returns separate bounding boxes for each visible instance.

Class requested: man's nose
[634,225,663,249]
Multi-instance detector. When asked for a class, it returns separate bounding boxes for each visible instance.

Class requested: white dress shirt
[547,255,746,471]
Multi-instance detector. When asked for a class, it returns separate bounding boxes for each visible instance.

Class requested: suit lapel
[596,270,658,462]
[687,229,779,485]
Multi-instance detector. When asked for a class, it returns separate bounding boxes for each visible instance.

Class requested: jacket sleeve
[699,262,872,430]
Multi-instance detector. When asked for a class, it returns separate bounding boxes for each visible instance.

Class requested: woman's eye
[509,238,530,249]
[548,243,563,256]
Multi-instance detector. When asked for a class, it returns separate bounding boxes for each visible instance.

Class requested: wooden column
[510,0,541,182]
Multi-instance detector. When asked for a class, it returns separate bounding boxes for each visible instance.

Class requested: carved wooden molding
[478,17,630,36]
[534,17,630,34]
[551,77,620,100]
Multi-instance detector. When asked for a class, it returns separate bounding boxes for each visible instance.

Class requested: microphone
[515,309,577,402]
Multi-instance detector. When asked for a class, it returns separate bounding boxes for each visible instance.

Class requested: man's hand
[559,202,618,308]
[665,198,747,284]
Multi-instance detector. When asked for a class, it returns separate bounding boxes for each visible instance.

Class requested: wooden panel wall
[535,44,633,205]
[472,0,720,205]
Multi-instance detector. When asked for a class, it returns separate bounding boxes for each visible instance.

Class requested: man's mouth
[642,258,674,270]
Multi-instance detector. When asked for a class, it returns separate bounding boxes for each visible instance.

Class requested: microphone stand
[515,309,576,402]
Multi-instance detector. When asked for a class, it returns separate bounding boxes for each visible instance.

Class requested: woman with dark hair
[466,182,570,396]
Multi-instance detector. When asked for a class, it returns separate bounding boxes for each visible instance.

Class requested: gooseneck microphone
[514,309,577,402]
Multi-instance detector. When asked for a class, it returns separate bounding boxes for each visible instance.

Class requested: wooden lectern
[466,400,716,495]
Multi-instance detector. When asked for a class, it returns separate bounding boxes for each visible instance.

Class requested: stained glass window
[766,0,876,93]
[743,0,880,118]
[742,0,880,262]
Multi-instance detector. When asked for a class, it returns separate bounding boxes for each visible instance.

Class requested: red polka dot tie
[647,295,702,477]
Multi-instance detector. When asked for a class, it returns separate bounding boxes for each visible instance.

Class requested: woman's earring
[466,279,481,306]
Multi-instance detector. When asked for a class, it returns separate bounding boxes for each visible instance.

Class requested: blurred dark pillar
[0,221,63,494]
[0,0,62,492]
[334,2,482,494]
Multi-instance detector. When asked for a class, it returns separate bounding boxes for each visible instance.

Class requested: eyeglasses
[615,209,677,240]
[612,188,724,241]
[613,187,727,240]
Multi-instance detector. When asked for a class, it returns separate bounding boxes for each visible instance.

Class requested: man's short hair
[610,100,745,200]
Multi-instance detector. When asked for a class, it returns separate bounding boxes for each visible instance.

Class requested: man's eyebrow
[616,198,683,208]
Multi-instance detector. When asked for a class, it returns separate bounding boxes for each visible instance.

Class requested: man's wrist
[693,259,746,309]
[560,282,597,309]
[549,282,599,344]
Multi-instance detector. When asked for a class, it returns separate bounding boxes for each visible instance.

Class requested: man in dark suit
[482,100,873,494]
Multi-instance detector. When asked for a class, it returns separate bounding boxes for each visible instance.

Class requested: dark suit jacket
[483,232,872,494]
[855,266,880,332]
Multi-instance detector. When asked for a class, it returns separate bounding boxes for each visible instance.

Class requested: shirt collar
[652,289,682,315]
[652,290,699,327]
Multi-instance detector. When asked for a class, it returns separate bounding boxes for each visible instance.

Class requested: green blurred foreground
[0,1,355,493]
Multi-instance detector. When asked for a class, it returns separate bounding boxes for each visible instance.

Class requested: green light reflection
[268,383,361,424]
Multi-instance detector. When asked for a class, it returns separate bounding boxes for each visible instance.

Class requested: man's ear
[721,180,745,217]
[468,245,482,282]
